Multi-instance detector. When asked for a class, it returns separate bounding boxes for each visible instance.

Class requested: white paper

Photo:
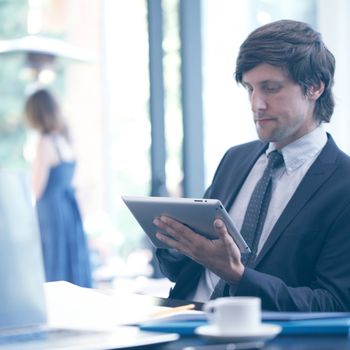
[44,281,165,330]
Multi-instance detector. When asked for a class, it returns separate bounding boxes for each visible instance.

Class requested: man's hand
[153,216,244,284]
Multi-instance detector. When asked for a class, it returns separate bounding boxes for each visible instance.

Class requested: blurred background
[1,0,349,295]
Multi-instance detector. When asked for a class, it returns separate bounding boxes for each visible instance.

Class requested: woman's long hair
[25,89,70,141]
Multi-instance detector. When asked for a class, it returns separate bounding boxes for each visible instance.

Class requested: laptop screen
[0,170,46,330]
[0,171,182,349]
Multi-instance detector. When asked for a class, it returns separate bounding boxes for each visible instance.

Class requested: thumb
[214,218,227,239]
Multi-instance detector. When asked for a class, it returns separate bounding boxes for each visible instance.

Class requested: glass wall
[163,0,183,197]
[102,0,151,256]
[318,0,350,154]
[0,1,31,169]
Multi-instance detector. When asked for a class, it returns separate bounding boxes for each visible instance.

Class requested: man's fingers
[153,216,192,244]
[214,219,239,249]
[214,219,241,259]
[153,218,178,237]
[214,219,229,239]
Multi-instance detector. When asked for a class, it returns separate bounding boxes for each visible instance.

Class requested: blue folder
[139,318,350,336]
[262,311,350,321]
[139,321,207,336]
[275,318,350,335]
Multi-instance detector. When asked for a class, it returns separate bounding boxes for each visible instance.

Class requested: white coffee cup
[203,297,261,334]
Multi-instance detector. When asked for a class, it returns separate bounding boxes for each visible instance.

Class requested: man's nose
[250,91,267,112]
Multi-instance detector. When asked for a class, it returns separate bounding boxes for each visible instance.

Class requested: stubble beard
[255,117,306,145]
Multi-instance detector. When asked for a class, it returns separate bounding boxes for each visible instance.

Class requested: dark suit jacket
[156,134,350,311]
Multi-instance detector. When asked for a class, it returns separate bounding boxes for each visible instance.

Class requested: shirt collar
[266,125,327,174]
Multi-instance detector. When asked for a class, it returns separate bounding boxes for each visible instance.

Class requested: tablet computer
[122,196,250,254]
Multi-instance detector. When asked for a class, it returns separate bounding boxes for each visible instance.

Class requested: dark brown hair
[25,89,69,140]
[235,19,335,123]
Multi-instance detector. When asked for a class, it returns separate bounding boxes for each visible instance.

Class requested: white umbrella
[0,35,94,62]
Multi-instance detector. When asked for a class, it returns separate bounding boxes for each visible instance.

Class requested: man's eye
[263,85,281,93]
[245,86,253,94]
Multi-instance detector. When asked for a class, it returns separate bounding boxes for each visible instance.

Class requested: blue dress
[36,145,92,288]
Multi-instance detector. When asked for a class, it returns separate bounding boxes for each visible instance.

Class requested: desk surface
[143,296,350,349]
[6,287,348,350]
[160,334,350,349]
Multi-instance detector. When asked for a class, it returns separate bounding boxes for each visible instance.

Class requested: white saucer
[195,323,282,343]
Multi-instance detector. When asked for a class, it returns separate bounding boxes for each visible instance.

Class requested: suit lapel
[254,135,339,266]
[224,143,268,210]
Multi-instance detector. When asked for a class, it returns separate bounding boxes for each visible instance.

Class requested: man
[154,20,350,311]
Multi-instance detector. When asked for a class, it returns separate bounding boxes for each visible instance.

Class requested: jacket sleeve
[156,248,191,282]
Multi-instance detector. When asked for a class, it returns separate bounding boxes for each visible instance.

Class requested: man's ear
[307,82,325,100]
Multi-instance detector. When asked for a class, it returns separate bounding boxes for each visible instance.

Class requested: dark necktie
[241,150,284,266]
[210,150,284,299]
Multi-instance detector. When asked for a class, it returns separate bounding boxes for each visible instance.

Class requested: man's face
[242,63,320,149]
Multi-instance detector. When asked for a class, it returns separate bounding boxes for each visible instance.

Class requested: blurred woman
[25,89,92,287]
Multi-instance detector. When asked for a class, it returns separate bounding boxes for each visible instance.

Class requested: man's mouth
[255,117,274,123]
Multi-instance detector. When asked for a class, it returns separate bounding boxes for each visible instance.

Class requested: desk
[137,296,350,350]
[39,286,350,350]
[159,335,350,349]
